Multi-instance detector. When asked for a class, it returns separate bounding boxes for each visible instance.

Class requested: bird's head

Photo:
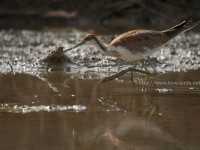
[82,34,97,43]
[68,34,97,50]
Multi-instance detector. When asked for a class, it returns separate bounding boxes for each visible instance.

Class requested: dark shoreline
[0,0,200,31]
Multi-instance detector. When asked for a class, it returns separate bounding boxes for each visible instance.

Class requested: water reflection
[0,70,200,150]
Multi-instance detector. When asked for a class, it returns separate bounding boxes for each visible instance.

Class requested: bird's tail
[162,15,199,39]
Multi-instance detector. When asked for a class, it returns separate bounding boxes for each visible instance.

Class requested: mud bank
[0,29,200,77]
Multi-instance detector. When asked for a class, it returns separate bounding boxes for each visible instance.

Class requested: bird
[66,16,199,63]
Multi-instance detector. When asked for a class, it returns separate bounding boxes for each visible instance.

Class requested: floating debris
[156,88,173,93]
[97,97,127,113]
[0,103,87,113]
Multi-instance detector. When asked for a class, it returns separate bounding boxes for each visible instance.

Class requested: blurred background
[1,0,200,30]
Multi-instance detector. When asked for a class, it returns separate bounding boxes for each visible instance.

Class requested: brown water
[0,70,200,150]
[0,29,200,150]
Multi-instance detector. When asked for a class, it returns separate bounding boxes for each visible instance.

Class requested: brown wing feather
[109,30,169,54]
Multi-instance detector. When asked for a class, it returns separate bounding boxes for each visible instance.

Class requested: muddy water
[0,29,200,150]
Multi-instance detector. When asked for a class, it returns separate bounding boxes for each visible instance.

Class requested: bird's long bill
[64,40,85,52]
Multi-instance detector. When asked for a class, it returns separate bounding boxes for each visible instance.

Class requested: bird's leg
[130,62,137,85]
[99,67,152,83]
[131,71,135,86]
[139,58,155,88]
[146,56,157,73]
[140,59,149,72]
[139,60,149,85]
[141,57,157,73]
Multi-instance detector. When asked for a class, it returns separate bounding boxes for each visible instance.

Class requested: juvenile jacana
[66,16,199,63]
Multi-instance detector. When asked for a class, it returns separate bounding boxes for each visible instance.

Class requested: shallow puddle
[0,28,200,150]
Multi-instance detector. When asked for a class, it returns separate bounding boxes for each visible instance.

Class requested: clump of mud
[38,46,72,71]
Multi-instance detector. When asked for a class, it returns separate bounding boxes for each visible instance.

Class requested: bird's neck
[93,37,108,54]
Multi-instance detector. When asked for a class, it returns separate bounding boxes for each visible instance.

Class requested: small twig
[7,61,13,73]
[86,64,117,68]
[99,67,154,83]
